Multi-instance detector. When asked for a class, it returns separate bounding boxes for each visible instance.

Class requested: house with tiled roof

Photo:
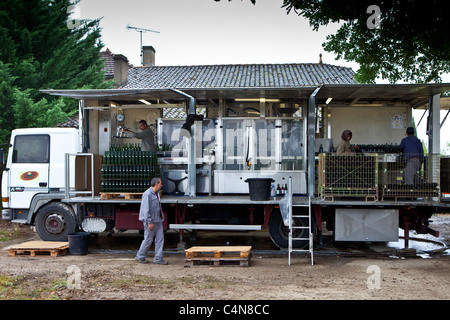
[57,47,356,126]
[100,48,115,80]
[121,61,355,90]
[100,48,132,88]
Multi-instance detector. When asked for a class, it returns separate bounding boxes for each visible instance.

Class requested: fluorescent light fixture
[139,99,152,105]
[235,98,280,103]
[326,97,333,104]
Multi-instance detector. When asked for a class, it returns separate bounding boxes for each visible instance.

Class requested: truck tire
[35,202,77,241]
[268,210,309,249]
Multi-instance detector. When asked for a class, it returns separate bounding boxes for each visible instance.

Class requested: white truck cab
[1,128,81,240]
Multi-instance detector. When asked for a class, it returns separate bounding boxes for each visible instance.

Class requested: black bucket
[68,232,90,255]
[245,178,275,201]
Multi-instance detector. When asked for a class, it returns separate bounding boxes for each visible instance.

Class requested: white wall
[329,106,411,145]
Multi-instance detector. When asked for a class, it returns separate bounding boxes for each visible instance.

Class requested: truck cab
[2,128,81,240]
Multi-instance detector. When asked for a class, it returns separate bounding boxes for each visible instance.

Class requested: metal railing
[64,153,95,200]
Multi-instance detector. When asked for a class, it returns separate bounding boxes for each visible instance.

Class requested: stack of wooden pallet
[8,241,69,257]
[184,246,252,267]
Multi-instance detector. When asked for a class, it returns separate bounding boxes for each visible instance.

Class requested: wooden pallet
[100,192,143,200]
[8,241,69,257]
[184,246,252,267]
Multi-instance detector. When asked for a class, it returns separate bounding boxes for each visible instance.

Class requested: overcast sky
[76,0,355,68]
[75,0,449,152]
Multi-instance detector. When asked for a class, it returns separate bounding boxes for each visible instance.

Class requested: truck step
[169,224,261,231]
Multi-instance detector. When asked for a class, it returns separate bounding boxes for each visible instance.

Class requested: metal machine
[157,116,307,195]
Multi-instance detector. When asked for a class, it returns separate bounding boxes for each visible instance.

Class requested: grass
[0,220,34,242]
[0,274,64,300]
[0,230,14,242]
[0,271,232,300]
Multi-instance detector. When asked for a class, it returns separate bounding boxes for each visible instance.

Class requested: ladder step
[291,237,310,241]
[292,204,310,207]
[290,249,312,253]
[292,215,310,218]
[291,226,309,229]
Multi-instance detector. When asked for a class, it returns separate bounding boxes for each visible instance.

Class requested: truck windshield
[12,135,50,163]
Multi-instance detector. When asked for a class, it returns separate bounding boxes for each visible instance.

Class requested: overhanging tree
[0,0,113,145]
[217,0,450,84]
[282,0,450,83]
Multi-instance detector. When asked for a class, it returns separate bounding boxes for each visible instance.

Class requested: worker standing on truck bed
[336,129,354,154]
[126,120,156,152]
[135,177,168,265]
[400,126,424,185]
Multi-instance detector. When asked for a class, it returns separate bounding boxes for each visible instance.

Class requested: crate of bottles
[381,153,440,200]
[100,144,160,194]
[357,144,401,153]
[318,153,378,201]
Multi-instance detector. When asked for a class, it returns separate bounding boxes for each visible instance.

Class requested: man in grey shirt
[126,120,156,152]
[135,177,168,265]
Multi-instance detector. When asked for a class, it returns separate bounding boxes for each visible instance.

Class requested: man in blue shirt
[399,127,424,185]
[136,177,168,265]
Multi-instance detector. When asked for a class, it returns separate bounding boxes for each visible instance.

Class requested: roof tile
[120,63,355,89]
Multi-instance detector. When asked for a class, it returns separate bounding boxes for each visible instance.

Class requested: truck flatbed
[62,194,450,208]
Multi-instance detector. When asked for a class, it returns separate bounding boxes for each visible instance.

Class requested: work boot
[135,257,149,264]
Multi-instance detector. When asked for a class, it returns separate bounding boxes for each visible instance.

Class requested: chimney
[113,54,130,87]
[142,46,156,66]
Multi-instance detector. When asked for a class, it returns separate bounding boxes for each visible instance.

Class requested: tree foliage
[218,0,450,83]
[0,0,112,145]
[282,0,450,83]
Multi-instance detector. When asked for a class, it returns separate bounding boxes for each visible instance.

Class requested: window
[13,135,50,164]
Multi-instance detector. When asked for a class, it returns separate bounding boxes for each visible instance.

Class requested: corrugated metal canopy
[41,87,318,103]
[41,88,183,101]
[316,83,450,109]
[41,83,450,108]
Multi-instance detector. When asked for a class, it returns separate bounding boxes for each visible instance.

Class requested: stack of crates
[318,154,378,202]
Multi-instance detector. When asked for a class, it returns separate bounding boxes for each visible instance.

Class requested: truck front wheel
[35,203,76,241]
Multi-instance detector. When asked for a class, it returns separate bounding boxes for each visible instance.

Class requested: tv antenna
[126,25,160,65]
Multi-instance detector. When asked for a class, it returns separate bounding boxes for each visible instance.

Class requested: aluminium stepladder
[287,177,314,265]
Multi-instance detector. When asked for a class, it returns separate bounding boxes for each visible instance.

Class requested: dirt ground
[0,214,449,303]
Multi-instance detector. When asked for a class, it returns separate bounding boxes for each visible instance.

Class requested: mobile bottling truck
[2,82,450,250]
